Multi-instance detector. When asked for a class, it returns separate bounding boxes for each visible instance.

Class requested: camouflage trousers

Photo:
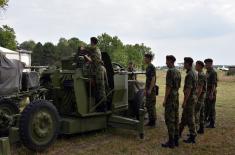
[195,93,206,130]
[145,90,156,121]
[95,65,107,103]
[179,96,197,136]
[165,92,179,140]
[205,91,217,124]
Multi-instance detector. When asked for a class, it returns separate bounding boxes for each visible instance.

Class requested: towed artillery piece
[0,52,145,152]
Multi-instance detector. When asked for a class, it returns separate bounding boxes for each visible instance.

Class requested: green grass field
[13,70,235,155]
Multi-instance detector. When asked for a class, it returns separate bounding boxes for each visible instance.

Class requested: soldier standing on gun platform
[195,61,207,134]
[204,58,218,128]
[84,37,107,112]
[162,55,181,148]
[144,53,157,127]
[179,57,198,143]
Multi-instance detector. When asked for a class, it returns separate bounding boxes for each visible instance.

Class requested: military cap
[184,57,194,65]
[144,53,154,60]
[204,58,213,63]
[196,60,205,67]
[166,55,176,62]
[90,37,98,45]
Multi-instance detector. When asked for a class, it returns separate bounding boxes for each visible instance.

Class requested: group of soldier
[82,37,218,149]
[141,54,218,149]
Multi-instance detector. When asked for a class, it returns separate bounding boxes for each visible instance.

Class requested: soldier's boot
[183,135,196,144]
[206,120,215,128]
[179,126,184,138]
[197,124,204,134]
[161,137,175,148]
[145,119,156,127]
[174,135,179,147]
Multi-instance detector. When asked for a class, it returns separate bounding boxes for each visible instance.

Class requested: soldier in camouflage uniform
[144,53,157,127]
[179,57,198,144]
[204,58,218,128]
[195,61,207,134]
[162,55,181,148]
[84,37,107,112]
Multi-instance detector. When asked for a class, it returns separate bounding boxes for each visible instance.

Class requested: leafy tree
[0,25,17,50]
[68,37,86,54]
[97,33,152,69]
[42,42,57,66]
[32,42,43,65]
[24,34,152,69]
[56,38,73,60]
[0,0,8,9]
[19,40,36,51]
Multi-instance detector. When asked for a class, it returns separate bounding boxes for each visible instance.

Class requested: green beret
[204,58,213,63]
[184,57,194,65]
[166,55,176,62]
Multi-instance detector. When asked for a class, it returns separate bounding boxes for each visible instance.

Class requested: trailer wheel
[19,100,59,152]
[0,98,19,136]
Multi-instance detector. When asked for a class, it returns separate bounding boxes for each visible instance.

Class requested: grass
[12,70,235,155]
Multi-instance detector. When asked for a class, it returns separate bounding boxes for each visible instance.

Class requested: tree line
[0,25,152,68]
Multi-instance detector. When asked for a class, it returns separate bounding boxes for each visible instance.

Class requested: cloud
[1,0,235,65]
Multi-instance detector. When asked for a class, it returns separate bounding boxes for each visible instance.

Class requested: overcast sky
[1,0,235,66]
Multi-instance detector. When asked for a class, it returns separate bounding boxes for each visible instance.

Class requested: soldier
[162,55,181,148]
[127,62,137,80]
[179,57,197,143]
[204,58,218,128]
[144,53,157,127]
[84,37,107,112]
[195,61,207,134]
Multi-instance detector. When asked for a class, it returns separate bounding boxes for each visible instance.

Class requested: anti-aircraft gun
[0,51,145,152]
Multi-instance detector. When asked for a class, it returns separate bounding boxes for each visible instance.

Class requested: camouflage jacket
[86,45,102,65]
[145,63,156,90]
[166,67,181,93]
[184,69,198,96]
[206,68,218,89]
[198,71,207,94]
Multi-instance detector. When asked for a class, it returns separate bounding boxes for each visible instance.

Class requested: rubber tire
[0,98,19,136]
[19,100,60,152]
[130,89,144,120]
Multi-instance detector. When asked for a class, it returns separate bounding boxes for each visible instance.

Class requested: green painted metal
[60,114,108,134]
[108,109,145,138]
[73,69,90,115]
[9,127,19,143]
[1,56,146,152]
[112,73,128,111]
[0,137,11,155]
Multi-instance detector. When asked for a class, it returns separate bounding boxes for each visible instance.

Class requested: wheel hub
[32,111,53,138]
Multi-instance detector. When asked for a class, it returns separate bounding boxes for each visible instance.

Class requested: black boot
[162,138,175,148]
[174,135,179,147]
[206,120,215,128]
[179,126,184,138]
[197,125,204,134]
[183,135,196,144]
[145,119,156,127]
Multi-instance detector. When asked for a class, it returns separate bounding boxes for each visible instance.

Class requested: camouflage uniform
[195,72,207,130]
[145,63,156,122]
[165,67,181,141]
[179,69,198,137]
[88,46,107,106]
[205,68,217,125]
